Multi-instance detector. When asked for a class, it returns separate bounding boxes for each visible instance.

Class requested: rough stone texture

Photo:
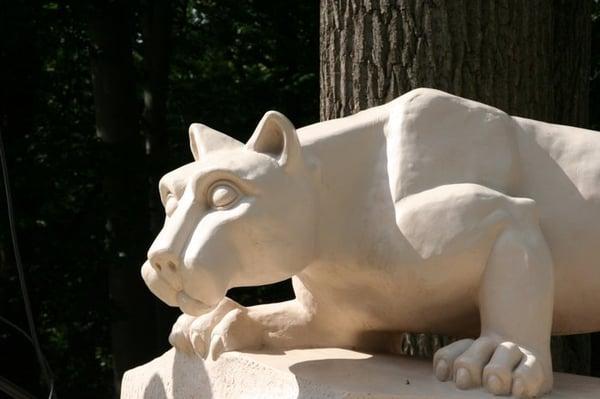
[122,347,600,399]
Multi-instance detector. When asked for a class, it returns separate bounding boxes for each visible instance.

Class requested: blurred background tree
[0,0,597,397]
[0,0,316,397]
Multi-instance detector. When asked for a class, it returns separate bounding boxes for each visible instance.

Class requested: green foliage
[0,0,317,397]
[1,1,111,397]
[167,0,318,165]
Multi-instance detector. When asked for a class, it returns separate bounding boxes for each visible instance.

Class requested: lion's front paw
[433,337,552,398]
[169,297,263,359]
[169,313,197,354]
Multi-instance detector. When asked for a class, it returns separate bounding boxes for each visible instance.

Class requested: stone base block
[122,347,600,398]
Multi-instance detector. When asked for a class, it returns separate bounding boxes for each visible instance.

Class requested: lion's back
[384,88,520,202]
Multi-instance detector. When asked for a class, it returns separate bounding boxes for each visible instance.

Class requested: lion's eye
[208,183,239,209]
[165,194,178,216]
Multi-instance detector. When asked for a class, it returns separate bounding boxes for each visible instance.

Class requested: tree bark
[548,0,593,375]
[320,0,559,121]
[320,0,592,374]
[552,0,591,127]
[88,0,156,391]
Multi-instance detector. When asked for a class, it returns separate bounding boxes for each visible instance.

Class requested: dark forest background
[0,1,598,398]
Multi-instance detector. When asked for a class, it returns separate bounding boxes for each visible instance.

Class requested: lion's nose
[148,249,183,291]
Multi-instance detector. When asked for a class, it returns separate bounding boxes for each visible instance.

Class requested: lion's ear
[189,124,243,161]
[246,111,300,169]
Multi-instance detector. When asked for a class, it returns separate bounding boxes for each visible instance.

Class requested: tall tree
[320,0,592,374]
[0,1,45,395]
[142,0,172,234]
[141,0,181,348]
[88,0,156,390]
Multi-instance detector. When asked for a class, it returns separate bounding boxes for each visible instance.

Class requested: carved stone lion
[141,88,600,398]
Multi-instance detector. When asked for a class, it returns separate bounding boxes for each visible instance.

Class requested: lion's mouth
[176,290,214,316]
[141,260,218,316]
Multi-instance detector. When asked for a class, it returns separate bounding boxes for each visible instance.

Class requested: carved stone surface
[121,348,600,399]
[138,88,600,397]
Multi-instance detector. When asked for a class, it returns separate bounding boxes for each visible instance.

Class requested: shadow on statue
[143,351,212,399]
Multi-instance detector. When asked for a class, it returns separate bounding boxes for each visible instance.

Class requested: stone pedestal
[122,348,600,398]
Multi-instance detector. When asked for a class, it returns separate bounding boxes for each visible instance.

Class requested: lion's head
[141,111,317,315]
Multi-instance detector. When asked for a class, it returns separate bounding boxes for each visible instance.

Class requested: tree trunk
[548,0,593,375]
[141,0,181,352]
[320,0,592,374]
[142,0,172,234]
[88,0,156,392]
[552,0,591,128]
